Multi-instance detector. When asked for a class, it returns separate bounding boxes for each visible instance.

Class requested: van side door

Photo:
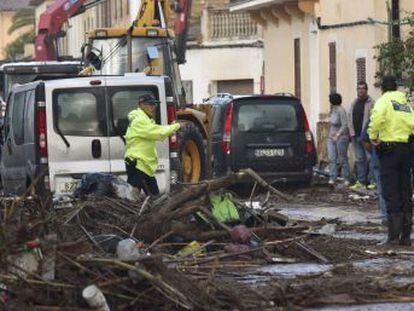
[46,79,110,194]
[0,89,33,195]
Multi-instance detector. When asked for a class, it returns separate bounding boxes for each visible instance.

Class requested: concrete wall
[180,46,264,103]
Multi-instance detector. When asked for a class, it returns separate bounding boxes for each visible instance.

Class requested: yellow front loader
[81,0,213,183]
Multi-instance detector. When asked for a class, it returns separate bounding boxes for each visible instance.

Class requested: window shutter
[356,57,366,83]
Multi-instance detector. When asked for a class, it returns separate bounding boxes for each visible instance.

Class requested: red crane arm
[35,0,103,61]
[173,0,192,64]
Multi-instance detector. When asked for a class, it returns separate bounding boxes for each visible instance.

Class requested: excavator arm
[35,0,106,61]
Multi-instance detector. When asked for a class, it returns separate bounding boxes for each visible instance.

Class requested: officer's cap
[381,75,397,92]
[138,94,160,106]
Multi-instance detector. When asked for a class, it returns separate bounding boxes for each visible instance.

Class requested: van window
[24,90,35,143]
[237,101,299,133]
[54,89,105,136]
[12,92,25,145]
[109,86,160,136]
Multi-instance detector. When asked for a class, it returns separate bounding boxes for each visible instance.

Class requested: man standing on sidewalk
[348,81,375,189]
[368,75,414,246]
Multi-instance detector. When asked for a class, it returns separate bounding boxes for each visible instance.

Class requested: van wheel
[178,123,206,183]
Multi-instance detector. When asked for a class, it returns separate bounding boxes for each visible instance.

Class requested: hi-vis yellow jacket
[368,91,414,143]
[125,108,180,177]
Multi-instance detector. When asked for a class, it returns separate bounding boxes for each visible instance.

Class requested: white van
[0,73,177,196]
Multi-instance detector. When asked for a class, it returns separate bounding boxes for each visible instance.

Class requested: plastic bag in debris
[111,178,140,201]
[209,192,240,224]
[116,238,145,261]
[176,241,204,258]
[53,194,75,209]
[74,173,115,198]
[74,173,140,200]
[230,225,252,244]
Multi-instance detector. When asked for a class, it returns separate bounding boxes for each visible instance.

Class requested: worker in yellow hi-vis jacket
[368,75,414,246]
[124,94,180,196]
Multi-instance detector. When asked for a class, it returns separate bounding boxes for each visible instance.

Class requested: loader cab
[84,29,174,76]
[84,29,186,107]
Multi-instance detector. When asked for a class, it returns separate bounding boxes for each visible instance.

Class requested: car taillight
[167,102,178,152]
[37,107,48,162]
[301,107,314,153]
[222,102,234,155]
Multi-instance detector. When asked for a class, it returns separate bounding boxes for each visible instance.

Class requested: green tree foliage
[5,31,35,61]
[375,12,414,93]
[8,7,36,35]
[5,7,36,61]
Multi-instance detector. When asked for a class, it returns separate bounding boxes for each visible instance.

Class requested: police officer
[368,75,414,245]
[124,94,180,196]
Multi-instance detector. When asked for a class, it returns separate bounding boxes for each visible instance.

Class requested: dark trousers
[125,159,160,196]
[379,144,412,232]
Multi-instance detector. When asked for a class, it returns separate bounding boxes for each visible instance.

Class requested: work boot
[400,211,412,246]
[378,213,402,246]
[349,181,364,190]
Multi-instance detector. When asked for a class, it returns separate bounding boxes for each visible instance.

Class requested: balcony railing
[208,9,258,41]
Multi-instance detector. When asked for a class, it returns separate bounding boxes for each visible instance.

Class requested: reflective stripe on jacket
[368,91,414,143]
[124,108,180,177]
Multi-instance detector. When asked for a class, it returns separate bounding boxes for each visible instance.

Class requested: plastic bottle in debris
[82,285,110,311]
[116,238,143,261]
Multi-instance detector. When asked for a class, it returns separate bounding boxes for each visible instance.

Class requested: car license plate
[60,181,80,193]
[254,148,285,157]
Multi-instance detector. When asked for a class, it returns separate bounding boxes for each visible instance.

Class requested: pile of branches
[0,169,316,310]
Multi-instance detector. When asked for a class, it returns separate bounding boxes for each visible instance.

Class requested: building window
[216,79,254,95]
[294,38,301,99]
[392,0,400,39]
[329,42,337,93]
[356,57,366,83]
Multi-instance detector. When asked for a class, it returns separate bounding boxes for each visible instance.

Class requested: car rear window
[236,100,299,133]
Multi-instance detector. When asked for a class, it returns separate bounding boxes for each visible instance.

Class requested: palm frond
[8,7,35,35]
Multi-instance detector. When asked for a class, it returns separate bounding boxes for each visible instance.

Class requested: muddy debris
[1,170,414,310]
